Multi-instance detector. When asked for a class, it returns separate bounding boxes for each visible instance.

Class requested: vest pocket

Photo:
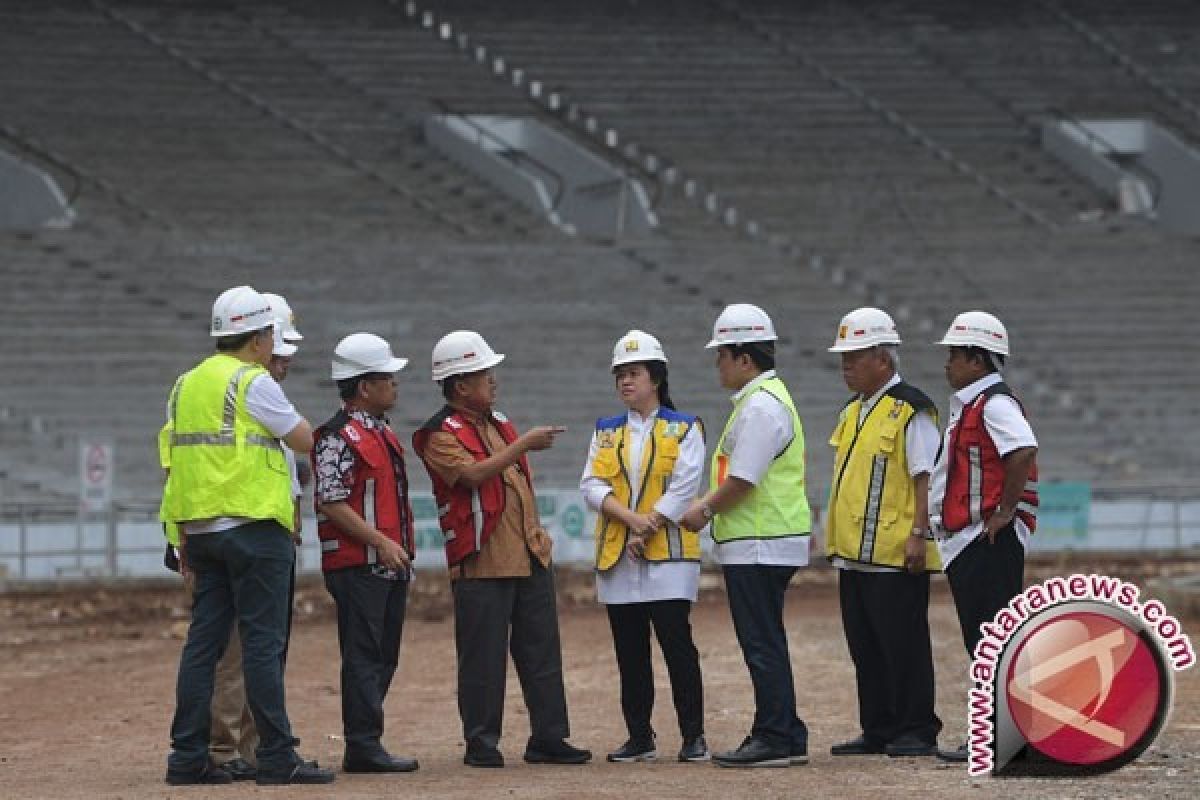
[592,448,620,479]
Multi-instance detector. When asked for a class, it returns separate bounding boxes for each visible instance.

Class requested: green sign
[1037,482,1091,541]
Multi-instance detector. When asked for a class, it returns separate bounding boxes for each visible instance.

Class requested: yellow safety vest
[825,383,941,571]
[710,376,811,542]
[591,408,702,571]
[159,353,294,533]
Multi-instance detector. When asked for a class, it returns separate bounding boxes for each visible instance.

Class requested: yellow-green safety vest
[825,383,941,571]
[592,408,702,570]
[710,376,811,542]
[159,353,294,534]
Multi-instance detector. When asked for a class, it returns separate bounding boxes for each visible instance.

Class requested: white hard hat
[431,330,505,382]
[937,310,1010,356]
[828,307,901,352]
[210,285,274,337]
[612,329,668,368]
[331,333,408,380]
[705,303,778,348]
[272,326,298,358]
[261,292,303,341]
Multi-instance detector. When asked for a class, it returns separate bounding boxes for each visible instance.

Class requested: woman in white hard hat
[580,330,709,764]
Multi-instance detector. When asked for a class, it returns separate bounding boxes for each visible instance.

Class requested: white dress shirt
[832,373,940,573]
[713,370,810,567]
[930,373,1038,568]
[581,407,704,604]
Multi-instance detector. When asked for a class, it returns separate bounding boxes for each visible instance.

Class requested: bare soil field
[1,567,1197,800]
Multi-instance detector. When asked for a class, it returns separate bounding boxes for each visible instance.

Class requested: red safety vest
[943,382,1039,534]
[314,410,414,573]
[412,405,530,567]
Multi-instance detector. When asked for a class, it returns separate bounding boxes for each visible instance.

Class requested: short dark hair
[337,376,365,402]
[958,345,1005,374]
[215,330,259,352]
[723,341,775,373]
[440,374,467,402]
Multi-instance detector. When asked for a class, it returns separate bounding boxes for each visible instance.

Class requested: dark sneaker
[831,735,886,756]
[607,736,657,763]
[165,760,233,785]
[256,762,336,785]
[524,739,592,765]
[678,735,711,763]
[885,734,937,757]
[464,745,504,768]
[936,743,969,763]
[712,736,791,769]
[217,757,256,781]
[790,743,809,765]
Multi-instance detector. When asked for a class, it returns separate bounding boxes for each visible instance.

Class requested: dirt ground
[1,568,1197,800]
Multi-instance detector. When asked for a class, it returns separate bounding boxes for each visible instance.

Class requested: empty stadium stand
[1,0,1196,508]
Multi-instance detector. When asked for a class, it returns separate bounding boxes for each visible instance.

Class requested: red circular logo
[1006,611,1164,767]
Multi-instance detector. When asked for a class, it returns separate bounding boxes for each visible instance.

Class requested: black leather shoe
[343,752,419,773]
[217,757,256,781]
[464,746,504,768]
[712,736,791,768]
[524,739,592,765]
[831,735,885,756]
[607,736,657,763]
[936,743,969,763]
[886,734,937,757]
[165,760,233,785]
[678,735,711,763]
[255,762,336,785]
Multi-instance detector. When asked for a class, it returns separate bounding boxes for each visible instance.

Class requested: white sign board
[79,440,114,513]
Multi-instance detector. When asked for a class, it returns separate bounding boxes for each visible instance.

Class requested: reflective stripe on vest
[710,376,811,542]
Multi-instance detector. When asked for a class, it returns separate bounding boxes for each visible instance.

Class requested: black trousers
[452,562,570,751]
[945,524,1025,657]
[838,569,942,746]
[324,567,409,757]
[606,600,704,742]
[722,565,808,753]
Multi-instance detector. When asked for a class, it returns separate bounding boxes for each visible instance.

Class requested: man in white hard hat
[198,313,305,783]
[928,311,1038,764]
[313,333,419,774]
[412,330,590,768]
[160,286,333,786]
[680,304,812,768]
[824,308,942,759]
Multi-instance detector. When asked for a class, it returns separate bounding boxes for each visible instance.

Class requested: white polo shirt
[929,372,1038,568]
[831,373,940,573]
[714,370,810,567]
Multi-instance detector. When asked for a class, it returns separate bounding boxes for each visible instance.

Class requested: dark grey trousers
[452,562,570,751]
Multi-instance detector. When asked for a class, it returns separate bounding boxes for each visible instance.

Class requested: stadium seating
[0,0,1196,507]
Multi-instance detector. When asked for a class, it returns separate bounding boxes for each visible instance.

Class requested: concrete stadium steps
[1,0,1197,500]
[0,0,552,238]
[426,0,1089,242]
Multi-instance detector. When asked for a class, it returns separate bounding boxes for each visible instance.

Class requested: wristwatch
[910,527,930,539]
[701,503,715,521]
